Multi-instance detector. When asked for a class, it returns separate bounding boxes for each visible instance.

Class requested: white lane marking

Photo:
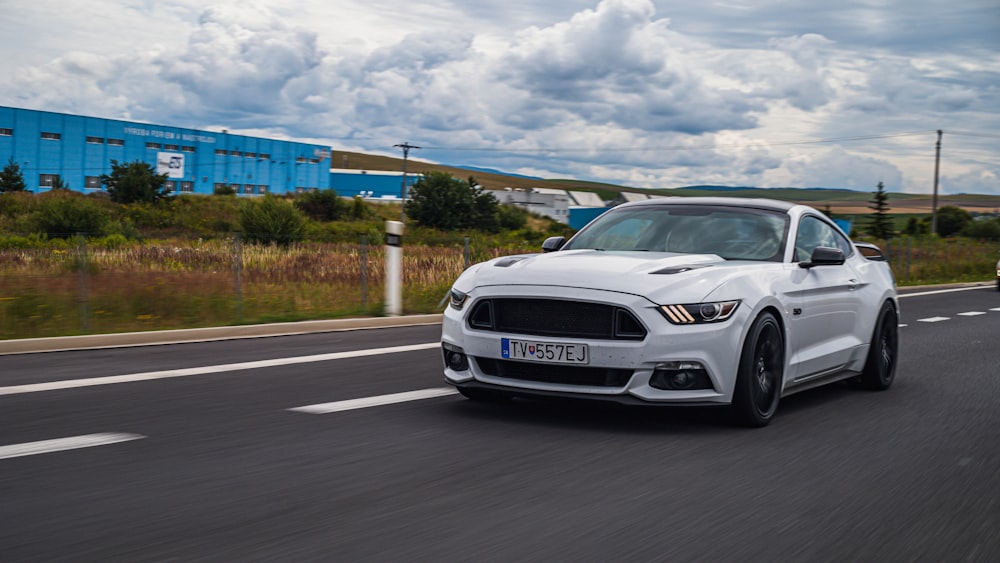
[0,433,145,460]
[917,317,950,323]
[899,286,993,298]
[0,343,440,397]
[289,388,458,414]
[958,311,986,317]
[898,324,908,328]
[992,308,1000,312]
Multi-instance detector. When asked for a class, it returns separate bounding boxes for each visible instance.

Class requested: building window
[256,185,268,194]
[230,184,241,192]
[295,187,305,193]
[85,176,102,190]
[146,142,161,149]
[86,136,104,144]
[308,158,320,164]
[242,184,254,194]
[0,128,12,136]
[107,138,124,146]
[180,181,194,193]
[244,152,257,158]
[215,149,227,156]
[296,157,308,163]
[41,132,61,140]
[165,180,177,191]
[230,150,242,157]
[181,145,196,152]
[164,144,179,150]
[259,153,270,160]
[39,174,60,188]
[214,182,228,192]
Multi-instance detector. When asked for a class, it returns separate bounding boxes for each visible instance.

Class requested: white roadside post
[385,220,404,316]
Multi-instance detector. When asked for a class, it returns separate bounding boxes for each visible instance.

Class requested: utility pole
[394,142,420,222]
[931,129,943,235]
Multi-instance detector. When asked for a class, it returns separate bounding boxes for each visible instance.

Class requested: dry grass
[0,239,535,339]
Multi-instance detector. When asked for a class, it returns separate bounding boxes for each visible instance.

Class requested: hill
[331,150,1000,215]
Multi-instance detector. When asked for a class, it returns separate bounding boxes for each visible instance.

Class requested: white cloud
[0,0,997,194]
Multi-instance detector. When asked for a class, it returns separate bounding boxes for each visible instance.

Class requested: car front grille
[467,298,646,340]
[474,357,634,388]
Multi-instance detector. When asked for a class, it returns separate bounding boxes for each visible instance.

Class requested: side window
[795,216,853,262]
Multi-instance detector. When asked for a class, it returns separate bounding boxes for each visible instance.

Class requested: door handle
[847,278,859,291]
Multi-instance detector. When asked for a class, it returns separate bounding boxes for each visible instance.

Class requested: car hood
[460,250,757,304]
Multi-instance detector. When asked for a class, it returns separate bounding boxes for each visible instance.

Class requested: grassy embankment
[2,166,999,339]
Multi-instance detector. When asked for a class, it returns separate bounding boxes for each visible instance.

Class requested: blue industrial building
[0,106,331,195]
[329,169,420,200]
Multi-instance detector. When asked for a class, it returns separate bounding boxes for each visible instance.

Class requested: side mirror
[799,246,845,268]
[542,236,566,253]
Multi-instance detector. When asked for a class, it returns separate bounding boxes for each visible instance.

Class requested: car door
[784,215,865,380]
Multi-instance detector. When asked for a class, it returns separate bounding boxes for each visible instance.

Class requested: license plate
[501,338,589,364]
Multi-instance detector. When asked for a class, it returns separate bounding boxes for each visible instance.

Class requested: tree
[0,157,27,193]
[50,176,70,190]
[294,189,349,221]
[867,181,893,239]
[935,205,973,237]
[101,160,170,204]
[404,171,500,231]
[239,194,306,245]
[903,216,930,236]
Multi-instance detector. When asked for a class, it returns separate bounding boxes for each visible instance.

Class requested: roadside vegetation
[0,165,997,339]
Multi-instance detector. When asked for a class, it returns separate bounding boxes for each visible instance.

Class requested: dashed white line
[917,317,950,323]
[289,388,459,414]
[0,433,145,460]
[992,308,1000,312]
[898,324,908,328]
[957,311,987,317]
[0,343,440,396]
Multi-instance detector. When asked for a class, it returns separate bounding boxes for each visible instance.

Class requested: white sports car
[441,197,898,426]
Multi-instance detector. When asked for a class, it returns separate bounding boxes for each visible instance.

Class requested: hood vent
[650,264,711,275]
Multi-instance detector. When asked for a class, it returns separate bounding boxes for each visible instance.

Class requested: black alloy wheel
[731,312,784,427]
[857,302,898,390]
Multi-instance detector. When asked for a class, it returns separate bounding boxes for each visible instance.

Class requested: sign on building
[156,152,185,178]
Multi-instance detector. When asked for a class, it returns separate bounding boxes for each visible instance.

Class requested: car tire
[730,311,784,427]
[856,302,898,391]
[457,387,512,403]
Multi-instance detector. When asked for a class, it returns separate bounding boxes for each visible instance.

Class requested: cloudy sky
[2,0,998,194]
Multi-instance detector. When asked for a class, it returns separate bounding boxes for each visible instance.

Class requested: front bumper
[441,286,749,405]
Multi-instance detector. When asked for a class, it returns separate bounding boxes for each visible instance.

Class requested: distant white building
[489,187,572,223]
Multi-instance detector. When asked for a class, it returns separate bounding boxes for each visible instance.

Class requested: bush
[239,195,306,245]
[213,184,237,196]
[963,218,1000,240]
[294,189,350,222]
[26,191,111,238]
[497,204,528,230]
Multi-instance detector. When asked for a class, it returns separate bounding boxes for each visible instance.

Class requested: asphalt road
[1,287,998,561]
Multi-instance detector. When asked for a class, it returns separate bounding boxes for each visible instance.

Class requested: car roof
[617,196,798,213]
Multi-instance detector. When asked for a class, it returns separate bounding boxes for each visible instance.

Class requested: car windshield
[563,204,789,261]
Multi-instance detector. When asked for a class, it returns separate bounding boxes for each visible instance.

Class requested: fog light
[649,361,713,391]
[442,343,469,372]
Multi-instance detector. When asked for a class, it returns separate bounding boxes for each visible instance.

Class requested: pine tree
[0,157,27,193]
[868,181,893,239]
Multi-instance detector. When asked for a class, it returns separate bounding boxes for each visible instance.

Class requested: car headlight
[449,288,469,310]
[659,300,740,324]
